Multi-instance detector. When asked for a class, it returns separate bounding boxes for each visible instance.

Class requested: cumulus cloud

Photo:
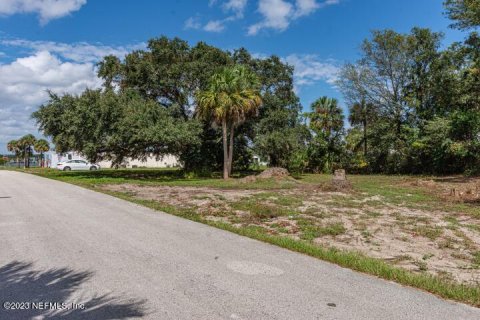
[248,0,339,35]
[284,54,339,91]
[0,39,143,152]
[223,0,248,18]
[248,0,293,35]
[0,50,101,151]
[0,0,87,24]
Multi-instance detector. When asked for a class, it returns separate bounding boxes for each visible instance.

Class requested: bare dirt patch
[239,167,294,184]
[411,176,480,203]
[104,184,261,216]
[102,179,480,285]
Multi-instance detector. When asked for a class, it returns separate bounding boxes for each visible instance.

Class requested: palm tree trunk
[24,147,27,169]
[228,124,234,176]
[222,119,229,179]
[363,119,367,156]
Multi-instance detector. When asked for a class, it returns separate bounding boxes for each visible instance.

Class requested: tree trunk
[363,119,367,156]
[222,119,229,179]
[228,124,234,176]
[24,147,27,169]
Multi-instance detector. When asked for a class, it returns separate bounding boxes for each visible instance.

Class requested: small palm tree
[310,97,344,137]
[18,134,36,168]
[7,140,20,167]
[348,99,374,156]
[34,139,50,168]
[196,65,262,179]
[309,96,344,172]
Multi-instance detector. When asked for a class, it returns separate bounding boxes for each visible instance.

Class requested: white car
[57,160,100,171]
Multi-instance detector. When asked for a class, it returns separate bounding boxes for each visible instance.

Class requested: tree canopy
[31,0,480,175]
[444,0,480,30]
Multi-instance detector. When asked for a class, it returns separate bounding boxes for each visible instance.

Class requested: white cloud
[0,39,144,152]
[0,50,101,151]
[294,0,319,18]
[2,39,145,63]
[284,54,339,91]
[223,0,248,18]
[248,0,339,35]
[203,20,226,32]
[0,51,100,106]
[184,16,202,30]
[0,0,87,24]
[186,0,248,33]
[248,0,293,35]
[251,52,340,91]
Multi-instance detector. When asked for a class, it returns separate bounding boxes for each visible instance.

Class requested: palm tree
[18,134,36,168]
[196,65,262,179]
[309,96,344,172]
[34,139,50,168]
[348,99,374,156]
[7,140,20,167]
[310,96,344,138]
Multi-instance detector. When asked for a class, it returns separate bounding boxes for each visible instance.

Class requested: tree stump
[331,169,352,191]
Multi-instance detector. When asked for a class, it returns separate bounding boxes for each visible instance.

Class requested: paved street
[0,170,478,319]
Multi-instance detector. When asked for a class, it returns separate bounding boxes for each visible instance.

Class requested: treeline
[337,27,480,174]
[7,135,50,168]
[34,39,307,173]
[33,0,480,174]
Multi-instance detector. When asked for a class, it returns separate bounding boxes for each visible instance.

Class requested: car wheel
[63,166,71,171]
[90,166,97,171]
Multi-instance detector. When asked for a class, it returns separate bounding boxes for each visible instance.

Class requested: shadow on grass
[29,168,265,184]
[0,261,147,319]
[53,168,188,181]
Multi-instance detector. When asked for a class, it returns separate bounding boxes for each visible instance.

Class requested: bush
[287,149,309,174]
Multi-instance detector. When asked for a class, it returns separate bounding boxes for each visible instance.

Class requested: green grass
[296,218,346,240]
[413,226,444,240]
[473,252,480,266]
[230,197,298,220]
[13,167,480,307]
[306,173,480,218]
[20,167,298,190]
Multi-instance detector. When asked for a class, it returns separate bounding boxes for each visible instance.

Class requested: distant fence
[2,160,41,168]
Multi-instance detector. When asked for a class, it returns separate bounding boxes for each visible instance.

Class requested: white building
[97,154,180,168]
[45,151,180,169]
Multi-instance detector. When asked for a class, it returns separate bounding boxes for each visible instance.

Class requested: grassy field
[11,167,480,307]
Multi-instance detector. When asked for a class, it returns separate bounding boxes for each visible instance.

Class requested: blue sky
[0,0,467,153]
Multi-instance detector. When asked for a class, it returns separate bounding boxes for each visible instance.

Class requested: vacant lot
[22,168,480,304]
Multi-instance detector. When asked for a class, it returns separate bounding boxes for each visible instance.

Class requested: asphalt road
[0,170,479,320]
